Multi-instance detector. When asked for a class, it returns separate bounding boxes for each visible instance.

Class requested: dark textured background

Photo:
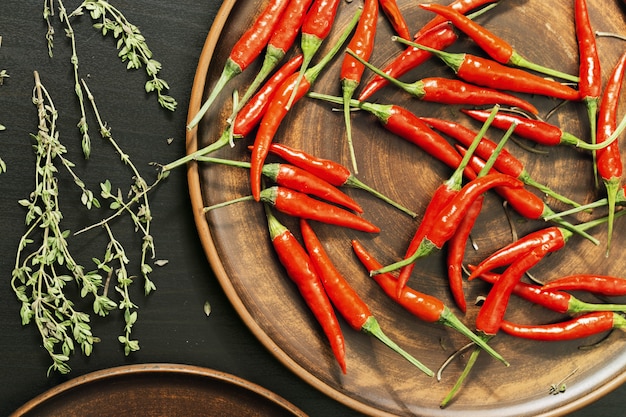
[0,1,624,416]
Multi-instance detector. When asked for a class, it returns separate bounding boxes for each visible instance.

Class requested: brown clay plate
[186,0,626,416]
[10,363,308,417]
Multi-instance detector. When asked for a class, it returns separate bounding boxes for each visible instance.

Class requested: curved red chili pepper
[262,142,417,217]
[500,311,625,342]
[419,3,578,82]
[461,108,590,148]
[378,0,411,40]
[542,274,626,297]
[261,186,379,233]
[165,54,303,172]
[467,226,571,281]
[357,102,468,173]
[476,244,550,337]
[575,0,602,183]
[446,195,483,313]
[576,0,602,102]
[398,39,580,101]
[264,205,346,373]
[299,220,433,375]
[358,21,458,101]
[237,0,313,108]
[413,0,498,39]
[306,92,470,176]
[187,0,290,129]
[596,52,626,253]
[348,48,539,114]
[351,239,508,366]
[250,10,361,200]
[421,116,583,208]
[341,0,378,172]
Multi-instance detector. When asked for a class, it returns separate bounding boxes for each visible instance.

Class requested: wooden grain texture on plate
[186,0,626,416]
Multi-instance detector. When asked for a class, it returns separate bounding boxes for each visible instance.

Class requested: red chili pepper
[264,205,346,373]
[420,3,579,82]
[596,52,626,253]
[413,0,498,39]
[299,220,433,375]
[308,92,470,175]
[372,173,523,276]
[467,226,571,281]
[446,195,483,313]
[472,267,626,316]
[461,108,598,149]
[197,156,363,212]
[237,0,313,109]
[250,10,361,201]
[542,274,626,297]
[351,239,508,366]
[287,0,344,108]
[500,311,626,342]
[166,54,304,172]
[341,0,379,173]
[420,116,584,208]
[261,142,417,217]
[347,48,538,114]
[187,0,290,130]
[358,21,459,101]
[261,186,379,233]
[395,37,580,101]
[378,0,411,40]
[476,244,550,337]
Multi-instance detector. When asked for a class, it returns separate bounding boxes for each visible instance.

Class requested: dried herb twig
[11,71,114,375]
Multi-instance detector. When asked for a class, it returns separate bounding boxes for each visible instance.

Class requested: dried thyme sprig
[69,0,177,111]
[77,78,165,296]
[11,71,115,375]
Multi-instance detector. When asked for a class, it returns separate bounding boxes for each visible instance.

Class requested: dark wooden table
[0,1,624,416]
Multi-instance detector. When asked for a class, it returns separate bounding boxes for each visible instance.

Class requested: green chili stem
[509,51,580,83]
[440,343,483,408]
[362,316,434,376]
[440,307,508,367]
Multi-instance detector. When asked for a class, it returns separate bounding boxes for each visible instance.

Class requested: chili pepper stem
[391,36,465,69]
[370,238,438,276]
[346,175,417,217]
[203,194,254,212]
[188,59,241,131]
[508,51,580,83]
[361,316,434,376]
[440,343,482,408]
[519,173,583,209]
[586,98,600,188]
[342,78,360,174]
[440,307,508,366]
[162,128,232,172]
[543,198,608,220]
[569,297,626,315]
[604,177,620,256]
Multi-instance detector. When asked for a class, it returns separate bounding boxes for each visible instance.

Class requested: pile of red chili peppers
[181,0,626,411]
